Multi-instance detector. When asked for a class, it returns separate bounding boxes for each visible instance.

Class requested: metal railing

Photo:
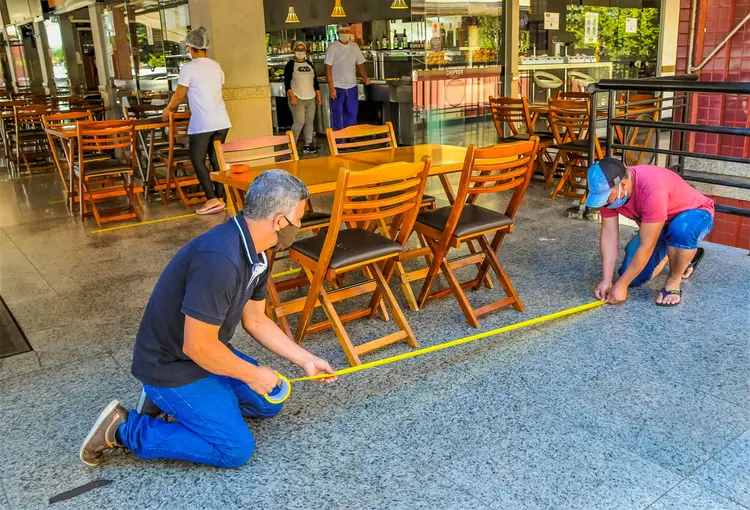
[588,76,750,218]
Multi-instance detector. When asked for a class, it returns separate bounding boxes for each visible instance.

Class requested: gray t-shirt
[324,41,365,90]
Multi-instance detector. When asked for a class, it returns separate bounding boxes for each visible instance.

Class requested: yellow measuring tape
[264,300,606,404]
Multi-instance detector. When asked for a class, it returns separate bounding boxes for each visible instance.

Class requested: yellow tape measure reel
[264,373,291,404]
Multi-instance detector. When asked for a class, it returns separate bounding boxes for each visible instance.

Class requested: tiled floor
[0,168,748,510]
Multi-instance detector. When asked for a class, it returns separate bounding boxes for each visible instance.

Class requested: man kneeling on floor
[81,170,336,468]
[587,158,714,306]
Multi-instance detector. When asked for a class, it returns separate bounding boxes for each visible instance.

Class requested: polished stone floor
[0,169,748,510]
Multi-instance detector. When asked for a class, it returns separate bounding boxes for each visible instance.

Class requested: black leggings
[189,128,229,200]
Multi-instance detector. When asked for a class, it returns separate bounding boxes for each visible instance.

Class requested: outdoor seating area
[0,0,749,505]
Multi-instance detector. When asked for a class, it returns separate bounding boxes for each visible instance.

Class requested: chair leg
[466,239,494,289]
[370,262,417,348]
[416,237,448,309]
[303,267,361,366]
[439,254,481,328]
[477,233,524,312]
[551,157,575,199]
[123,173,142,223]
[294,267,326,343]
[545,151,563,189]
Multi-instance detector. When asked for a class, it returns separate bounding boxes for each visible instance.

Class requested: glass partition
[44,17,69,91]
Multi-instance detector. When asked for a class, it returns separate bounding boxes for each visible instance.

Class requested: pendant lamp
[390,0,408,9]
[331,0,346,17]
[285,6,300,23]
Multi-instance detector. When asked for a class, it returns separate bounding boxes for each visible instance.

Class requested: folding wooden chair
[11,104,54,175]
[548,99,603,202]
[76,120,142,228]
[214,132,299,214]
[414,139,538,328]
[43,111,108,203]
[617,93,659,166]
[153,111,204,208]
[288,158,431,366]
[489,95,556,185]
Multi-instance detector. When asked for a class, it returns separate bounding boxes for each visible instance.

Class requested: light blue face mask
[606,185,629,209]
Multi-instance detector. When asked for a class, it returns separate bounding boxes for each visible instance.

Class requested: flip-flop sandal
[656,287,682,307]
[683,247,705,278]
[196,203,225,216]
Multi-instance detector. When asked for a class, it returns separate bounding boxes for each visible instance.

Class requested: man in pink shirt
[585,158,714,306]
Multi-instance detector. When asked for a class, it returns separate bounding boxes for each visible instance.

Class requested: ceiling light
[331,0,346,17]
[390,0,408,9]
[285,6,300,23]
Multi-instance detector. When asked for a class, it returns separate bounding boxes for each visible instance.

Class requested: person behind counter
[285,41,322,154]
[324,23,371,131]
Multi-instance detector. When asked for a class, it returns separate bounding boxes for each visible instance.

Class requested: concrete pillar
[58,15,85,93]
[189,0,272,140]
[504,0,520,97]
[0,1,16,90]
[88,3,114,109]
[33,21,55,94]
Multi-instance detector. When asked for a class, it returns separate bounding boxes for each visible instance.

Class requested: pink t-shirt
[600,165,714,224]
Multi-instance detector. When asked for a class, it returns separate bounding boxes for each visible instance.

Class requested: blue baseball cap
[585,158,628,208]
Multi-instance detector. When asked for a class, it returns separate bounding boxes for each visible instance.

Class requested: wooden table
[211,144,470,214]
[211,144,482,318]
[45,118,167,213]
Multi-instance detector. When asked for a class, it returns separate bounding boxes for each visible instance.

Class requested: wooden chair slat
[326,122,397,156]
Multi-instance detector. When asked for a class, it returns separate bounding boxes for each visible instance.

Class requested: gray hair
[242,170,309,221]
[186,27,209,50]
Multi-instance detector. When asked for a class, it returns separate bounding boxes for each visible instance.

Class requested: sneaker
[80,400,128,467]
[303,145,317,155]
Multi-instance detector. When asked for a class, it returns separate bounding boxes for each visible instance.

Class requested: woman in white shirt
[162,27,231,215]
[284,41,322,154]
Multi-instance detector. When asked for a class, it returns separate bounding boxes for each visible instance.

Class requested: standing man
[80,170,336,469]
[324,23,371,131]
[586,158,714,306]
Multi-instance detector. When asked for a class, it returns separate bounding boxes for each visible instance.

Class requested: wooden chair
[327,122,436,209]
[413,139,538,328]
[43,111,107,201]
[489,96,556,185]
[75,120,142,228]
[547,99,603,202]
[71,97,105,120]
[214,132,299,214]
[617,93,659,166]
[154,111,203,208]
[214,133,330,336]
[288,158,431,366]
[11,104,54,175]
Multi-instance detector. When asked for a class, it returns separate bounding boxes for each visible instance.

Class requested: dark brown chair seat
[74,159,132,177]
[291,228,402,269]
[10,130,46,141]
[157,148,191,161]
[556,138,607,152]
[417,204,513,238]
[300,211,330,228]
[508,131,554,143]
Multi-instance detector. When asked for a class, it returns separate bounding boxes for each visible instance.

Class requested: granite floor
[0,168,748,510]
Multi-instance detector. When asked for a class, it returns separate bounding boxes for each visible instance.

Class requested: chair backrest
[556,91,590,101]
[14,104,54,130]
[317,158,431,267]
[214,131,298,171]
[326,122,397,155]
[165,111,190,159]
[123,103,163,120]
[447,139,538,231]
[77,120,135,164]
[547,99,591,144]
[43,111,93,129]
[489,96,533,138]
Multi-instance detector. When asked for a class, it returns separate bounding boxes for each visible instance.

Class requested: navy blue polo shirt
[131,214,269,388]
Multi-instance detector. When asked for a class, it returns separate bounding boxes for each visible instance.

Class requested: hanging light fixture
[285,6,300,23]
[331,0,346,17]
[390,0,408,9]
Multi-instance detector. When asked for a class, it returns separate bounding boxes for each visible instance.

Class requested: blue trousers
[329,86,358,131]
[619,208,714,287]
[119,350,282,468]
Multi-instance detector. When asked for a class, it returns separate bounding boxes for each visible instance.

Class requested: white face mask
[294,51,306,60]
[339,33,350,43]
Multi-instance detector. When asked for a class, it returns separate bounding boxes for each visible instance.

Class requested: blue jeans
[118,350,282,468]
[329,86,358,131]
[619,208,714,287]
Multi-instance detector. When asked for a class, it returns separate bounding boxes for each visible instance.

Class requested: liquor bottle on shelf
[448,23,454,47]
[402,29,409,49]
[382,33,388,50]
[440,23,446,48]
